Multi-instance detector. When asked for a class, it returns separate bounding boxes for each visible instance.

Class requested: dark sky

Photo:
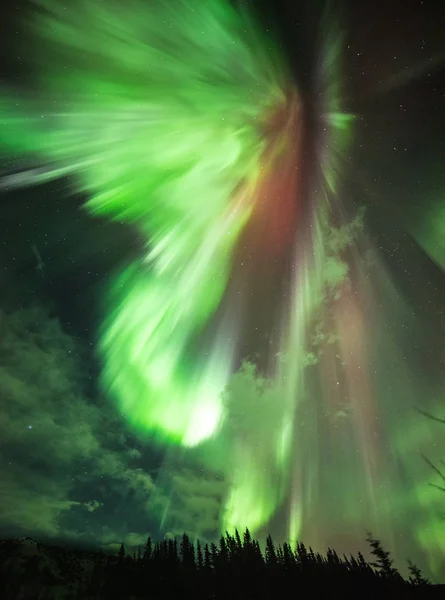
[1,0,445,580]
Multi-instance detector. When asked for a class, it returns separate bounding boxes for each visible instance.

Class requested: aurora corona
[2,0,444,580]
[0,0,297,444]
[0,0,361,536]
[1,0,314,530]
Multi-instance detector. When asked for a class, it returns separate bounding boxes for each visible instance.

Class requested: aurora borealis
[1,0,445,583]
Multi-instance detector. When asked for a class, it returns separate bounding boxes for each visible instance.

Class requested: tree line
[1,528,439,599]
[93,530,432,599]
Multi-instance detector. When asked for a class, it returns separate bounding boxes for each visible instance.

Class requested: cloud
[0,303,157,547]
[98,528,148,554]
[0,302,232,550]
[0,459,81,537]
[148,465,226,540]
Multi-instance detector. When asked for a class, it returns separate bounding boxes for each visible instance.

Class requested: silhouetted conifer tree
[143,535,152,563]
[196,540,204,570]
[243,528,252,548]
[357,551,368,569]
[204,543,212,570]
[282,542,295,570]
[210,542,218,569]
[407,560,430,585]
[167,538,178,567]
[348,555,359,570]
[225,531,237,560]
[219,535,229,567]
[235,528,243,550]
[327,548,340,565]
[265,534,277,567]
[118,543,125,562]
[253,540,263,561]
[179,533,195,570]
[295,541,309,565]
[366,532,400,579]
[276,544,285,566]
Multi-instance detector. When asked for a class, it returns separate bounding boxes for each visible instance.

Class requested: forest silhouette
[1,529,443,599]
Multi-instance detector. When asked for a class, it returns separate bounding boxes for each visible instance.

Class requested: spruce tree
[143,536,152,563]
[243,528,252,548]
[219,536,228,566]
[407,560,430,585]
[196,540,204,570]
[118,543,125,562]
[204,543,212,570]
[265,534,277,567]
[210,543,219,569]
[366,532,400,579]
[180,533,195,568]
[235,529,243,550]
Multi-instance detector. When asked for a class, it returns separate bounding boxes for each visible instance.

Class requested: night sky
[1,0,445,582]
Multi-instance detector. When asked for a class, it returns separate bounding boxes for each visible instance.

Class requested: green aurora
[1,0,445,580]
